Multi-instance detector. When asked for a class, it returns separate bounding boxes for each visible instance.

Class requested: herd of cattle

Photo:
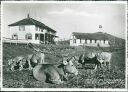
[7,47,112,84]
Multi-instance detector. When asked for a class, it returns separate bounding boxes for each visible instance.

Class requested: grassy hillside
[2,43,126,88]
[104,32,125,48]
[3,43,33,65]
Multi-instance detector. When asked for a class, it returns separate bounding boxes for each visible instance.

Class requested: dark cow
[78,53,101,69]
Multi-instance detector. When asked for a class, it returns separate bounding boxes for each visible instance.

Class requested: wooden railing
[2,37,40,44]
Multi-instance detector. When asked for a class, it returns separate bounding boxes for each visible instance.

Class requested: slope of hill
[2,42,125,88]
[102,32,125,48]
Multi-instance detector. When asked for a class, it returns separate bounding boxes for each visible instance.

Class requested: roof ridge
[73,32,104,34]
[72,32,108,40]
[8,16,56,33]
[29,18,36,25]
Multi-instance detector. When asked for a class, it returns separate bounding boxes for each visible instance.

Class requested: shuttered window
[25,33,32,40]
[19,25,25,31]
[12,33,18,40]
[80,39,82,43]
[73,39,76,43]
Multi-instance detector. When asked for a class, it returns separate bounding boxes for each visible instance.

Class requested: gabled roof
[72,32,109,40]
[8,16,56,33]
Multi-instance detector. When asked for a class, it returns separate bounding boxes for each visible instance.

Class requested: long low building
[5,14,57,44]
[70,32,110,47]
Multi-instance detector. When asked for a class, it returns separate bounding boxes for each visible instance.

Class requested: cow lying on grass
[8,56,24,71]
[33,57,78,84]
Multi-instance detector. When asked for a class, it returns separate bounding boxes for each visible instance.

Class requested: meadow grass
[2,43,125,88]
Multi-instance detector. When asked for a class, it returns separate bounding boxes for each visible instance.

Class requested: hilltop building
[70,32,110,47]
[6,14,57,44]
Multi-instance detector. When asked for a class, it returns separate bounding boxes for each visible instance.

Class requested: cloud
[76,12,99,17]
[48,8,73,15]
[48,8,99,17]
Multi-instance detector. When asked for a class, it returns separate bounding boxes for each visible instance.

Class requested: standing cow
[96,52,112,68]
[33,57,78,84]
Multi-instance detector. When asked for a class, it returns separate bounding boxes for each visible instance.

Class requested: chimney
[27,14,30,18]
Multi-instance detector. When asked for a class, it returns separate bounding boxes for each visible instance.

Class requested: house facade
[7,14,57,44]
[70,32,110,47]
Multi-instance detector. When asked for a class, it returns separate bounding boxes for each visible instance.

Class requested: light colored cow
[19,51,45,70]
[96,52,112,67]
[8,56,24,71]
[20,54,33,70]
[8,51,45,71]
[27,51,45,70]
[33,57,78,84]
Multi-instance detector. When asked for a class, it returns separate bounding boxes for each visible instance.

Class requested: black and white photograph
[1,1,127,91]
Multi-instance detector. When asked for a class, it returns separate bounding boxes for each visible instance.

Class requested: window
[25,33,32,40]
[35,26,41,31]
[80,39,81,43]
[85,40,87,43]
[35,26,38,31]
[87,40,90,44]
[39,28,41,32]
[95,40,97,43]
[92,40,95,44]
[38,28,42,32]
[19,25,25,31]
[73,36,75,39]
[101,40,104,44]
[105,40,108,44]
[90,40,92,43]
[73,39,76,43]
[41,29,44,32]
[12,33,18,40]
[35,34,40,40]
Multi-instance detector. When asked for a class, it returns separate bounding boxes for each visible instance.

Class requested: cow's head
[86,52,96,58]
[62,57,78,75]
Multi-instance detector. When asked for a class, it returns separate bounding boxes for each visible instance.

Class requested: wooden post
[44,33,45,44]
[39,34,40,44]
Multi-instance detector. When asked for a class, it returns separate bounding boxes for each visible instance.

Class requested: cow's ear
[63,60,68,65]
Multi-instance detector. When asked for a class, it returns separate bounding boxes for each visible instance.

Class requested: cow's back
[97,52,112,62]
[100,52,111,60]
[33,64,46,82]
[33,64,62,84]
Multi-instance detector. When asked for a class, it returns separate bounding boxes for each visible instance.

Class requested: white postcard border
[1,1,127,91]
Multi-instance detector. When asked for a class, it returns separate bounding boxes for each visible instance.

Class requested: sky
[2,2,126,40]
